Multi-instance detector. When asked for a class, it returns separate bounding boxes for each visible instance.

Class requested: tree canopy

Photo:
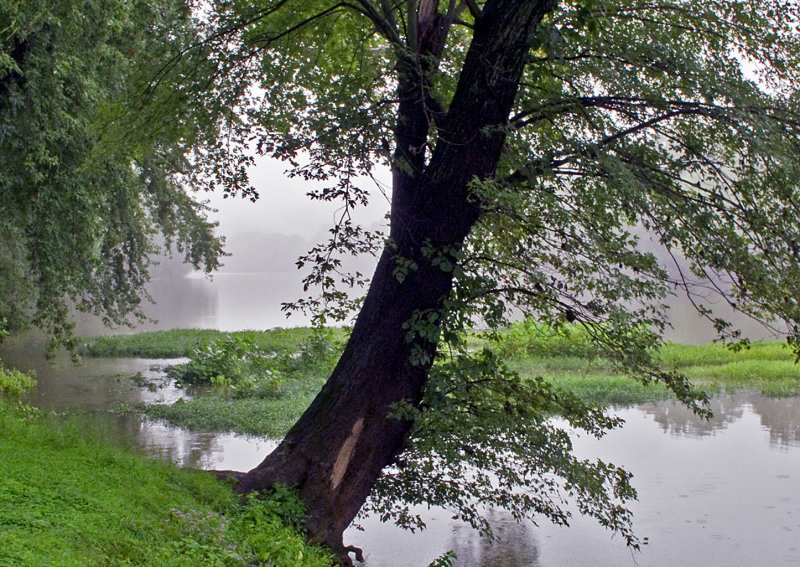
[0,0,226,346]
[205,0,800,352]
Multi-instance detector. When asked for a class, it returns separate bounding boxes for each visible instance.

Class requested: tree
[0,0,228,346]
[161,0,800,563]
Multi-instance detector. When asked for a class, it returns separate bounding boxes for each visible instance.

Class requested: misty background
[80,156,781,343]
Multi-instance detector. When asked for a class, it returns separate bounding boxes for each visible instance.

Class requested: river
[2,271,799,566]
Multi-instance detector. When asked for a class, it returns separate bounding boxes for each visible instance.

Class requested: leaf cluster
[366,348,642,548]
[0,0,226,346]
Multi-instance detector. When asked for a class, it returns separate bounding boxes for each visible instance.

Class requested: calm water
[354,396,800,567]
[3,272,799,566]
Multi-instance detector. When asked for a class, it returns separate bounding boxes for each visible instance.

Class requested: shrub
[494,319,597,359]
[283,328,342,375]
[167,334,282,397]
[0,363,36,397]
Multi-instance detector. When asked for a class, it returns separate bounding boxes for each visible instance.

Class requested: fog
[138,156,784,342]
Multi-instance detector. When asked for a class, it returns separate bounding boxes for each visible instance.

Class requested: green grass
[658,340,795,367]
[681,359,800,396]
[147,370,327,438]
[0,400,334,567]
[507,340,800,404]
[79,327,348,358]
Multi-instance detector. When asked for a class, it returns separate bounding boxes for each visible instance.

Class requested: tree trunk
[236,1,557,563]
[236,235,469,561]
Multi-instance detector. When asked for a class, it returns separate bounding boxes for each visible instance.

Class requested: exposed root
[212,469,246,485]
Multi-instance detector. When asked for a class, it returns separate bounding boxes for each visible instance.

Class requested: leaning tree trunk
[236,1,557,563]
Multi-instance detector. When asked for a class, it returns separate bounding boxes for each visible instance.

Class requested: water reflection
[445,509,541,567]
[637,396,745,438]
[349,398,800,566]
[74,271,315,336]
[749,395,800,448]
[637,393,800,448]
[133,421,275,471]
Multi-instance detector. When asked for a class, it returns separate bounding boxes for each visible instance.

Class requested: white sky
[202,156,391,240]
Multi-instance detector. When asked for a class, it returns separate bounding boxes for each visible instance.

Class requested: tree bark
[236,1,557,564]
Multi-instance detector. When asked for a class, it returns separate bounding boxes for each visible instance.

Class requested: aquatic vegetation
[167,334,283,397]
[0,363,36,397]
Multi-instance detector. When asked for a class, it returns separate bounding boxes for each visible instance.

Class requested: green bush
[284,328,342,375]
[167,329,343,397]
[0,363,36,397]
[494,319,597,359]
[167,334,282,397]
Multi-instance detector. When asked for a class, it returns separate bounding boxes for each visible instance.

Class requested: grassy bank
[0,399,333,567]
[79,328,348,358]
[146,371,326,438]
[509,339,800,403]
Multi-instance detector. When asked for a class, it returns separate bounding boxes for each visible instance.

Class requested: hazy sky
[203,156,391,241]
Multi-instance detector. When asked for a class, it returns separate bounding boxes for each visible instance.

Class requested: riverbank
[3,326,800,566]
[0,375,334,566]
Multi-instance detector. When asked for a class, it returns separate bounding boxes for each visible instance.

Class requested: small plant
[167,334,282,397]
[0,363,36,397]
[164,507,251,565]
[284,328,342,375]
[428,550,458,567]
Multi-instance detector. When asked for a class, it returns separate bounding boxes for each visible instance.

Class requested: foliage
[168,334,283,397]
[0,359,38,419]
[365,349,642,547]
[79,327,332,358]
[159,489,332,567]
[0,0,226,347]
[0,363,36,398]
[492,319,597,359]
[0,405,334,566]
[166,329,341,395]
[1,323,36,398]
[426,550,458,567]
